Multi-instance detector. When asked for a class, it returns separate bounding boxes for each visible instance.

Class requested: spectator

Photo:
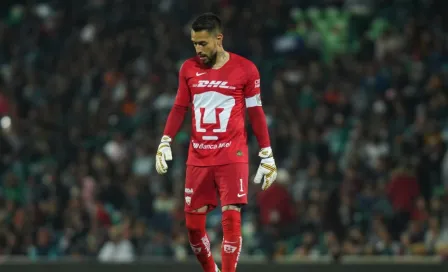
[425,217,448,255]
[98,225,134,263]
[387,165,420,238]
[257,169,295,227]
[257,169,296,258]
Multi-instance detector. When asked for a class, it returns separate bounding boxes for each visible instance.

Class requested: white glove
[155,135,173,174]
[253,147,277,190]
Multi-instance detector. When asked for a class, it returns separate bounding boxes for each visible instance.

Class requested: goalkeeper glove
[253,147,277,190]
[155,135,173,174]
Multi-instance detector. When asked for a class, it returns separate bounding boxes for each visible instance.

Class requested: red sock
[186,213,217,272]
[221,210,242,272]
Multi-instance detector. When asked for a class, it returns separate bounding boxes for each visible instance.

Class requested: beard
[200,52,217,66]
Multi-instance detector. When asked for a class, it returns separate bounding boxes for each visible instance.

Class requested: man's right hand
[155,135,173,174]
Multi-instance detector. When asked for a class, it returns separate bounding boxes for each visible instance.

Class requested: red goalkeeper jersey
[173,53,264,166]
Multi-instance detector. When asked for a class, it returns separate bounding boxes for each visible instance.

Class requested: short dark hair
[191,13,222,33]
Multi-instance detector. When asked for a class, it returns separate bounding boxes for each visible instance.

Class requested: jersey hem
[186,161,249,167]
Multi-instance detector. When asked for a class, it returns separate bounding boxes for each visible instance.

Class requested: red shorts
[184,163,249,212]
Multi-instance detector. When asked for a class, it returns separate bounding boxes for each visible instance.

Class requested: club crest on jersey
[193,80,236,90]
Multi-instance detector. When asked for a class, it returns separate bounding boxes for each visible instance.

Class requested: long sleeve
[244,62,271,148]
[163,62,190,138]
[163,104,188,138]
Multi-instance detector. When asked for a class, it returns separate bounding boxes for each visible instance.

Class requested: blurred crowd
[0,0,448,262]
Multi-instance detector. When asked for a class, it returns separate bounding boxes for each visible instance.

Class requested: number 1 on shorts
[239,178,244,192]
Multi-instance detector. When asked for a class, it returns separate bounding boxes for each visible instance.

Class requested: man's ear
[216,33,223,47]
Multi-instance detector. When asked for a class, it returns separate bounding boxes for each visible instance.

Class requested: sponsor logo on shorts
[185,188,193,194]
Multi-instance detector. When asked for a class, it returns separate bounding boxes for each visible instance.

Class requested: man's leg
[215,163,248,272]
[185,166,220,272]
[220,205,242,272]
[186,207,219,272]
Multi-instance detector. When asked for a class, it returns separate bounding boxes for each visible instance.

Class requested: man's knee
[221,205,242,239]
[185,206,208,231]
[222,204,241,212]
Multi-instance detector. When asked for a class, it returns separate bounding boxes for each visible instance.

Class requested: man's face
[191,30,221,65]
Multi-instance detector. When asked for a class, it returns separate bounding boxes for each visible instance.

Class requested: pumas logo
[193,80,236,90]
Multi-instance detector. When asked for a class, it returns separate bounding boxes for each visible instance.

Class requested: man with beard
[155,13,278,272]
